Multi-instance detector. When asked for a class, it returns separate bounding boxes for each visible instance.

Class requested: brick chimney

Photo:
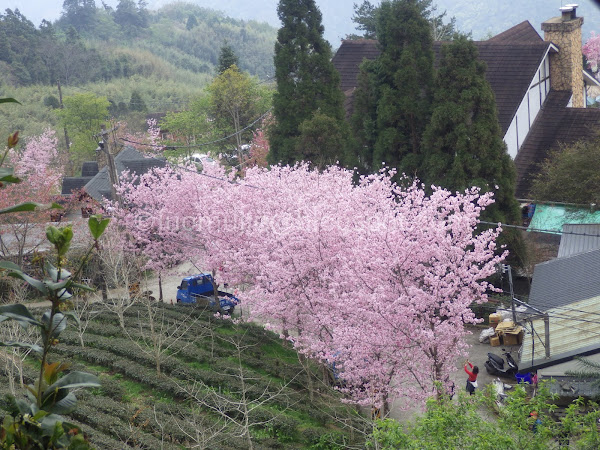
[541,4,584,107]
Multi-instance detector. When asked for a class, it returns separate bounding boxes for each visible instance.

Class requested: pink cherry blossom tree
[120,119,165,157]
[0,130,63,265]
[112,161,504,414]
[199,165,504,413]
[583,32,600,79]
[244,128,269,170]
[112,162,232,300]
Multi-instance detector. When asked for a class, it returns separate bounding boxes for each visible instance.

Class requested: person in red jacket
[464,360,479,395]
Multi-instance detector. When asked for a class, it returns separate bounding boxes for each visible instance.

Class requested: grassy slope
[0,303,367,449]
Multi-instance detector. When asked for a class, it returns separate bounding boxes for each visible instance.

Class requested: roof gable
[471,41,551,133]
[81,161,99,177]
[331,39,379,93]
[83,146,166,202]
[332,38,551,134]
[514,91,600,197]
[529,247,600,312]
[61,177,93,195]
[487,20,543,43]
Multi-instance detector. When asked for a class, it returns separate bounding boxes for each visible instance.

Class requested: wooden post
[100,124,119,203]
[544,314,550,358]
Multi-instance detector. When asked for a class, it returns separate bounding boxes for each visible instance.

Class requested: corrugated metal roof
[558,224,600,258]
[529,248,600,312]
[521,296,600,363]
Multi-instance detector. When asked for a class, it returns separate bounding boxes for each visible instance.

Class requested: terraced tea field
[0,302,367,449]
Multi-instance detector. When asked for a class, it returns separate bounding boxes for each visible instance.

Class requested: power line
[115,142,262,189]
[119,108,272,149]
[64,84,192,108]
[478,220,600,238]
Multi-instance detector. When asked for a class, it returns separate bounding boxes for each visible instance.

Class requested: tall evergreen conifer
[269,0,348,166]
[352,0,434,176]
[217,44,239,75]
[422,36,523,262]
[422,36,519,221]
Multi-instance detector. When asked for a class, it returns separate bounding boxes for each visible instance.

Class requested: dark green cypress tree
[269,0,348,166]
[422,36,519,219]
[217,44,239,75]
[352,0,434,176]
[186,14,198,30]
[421,35,523,263]
[350,60,379,173]
[129,90,147,112]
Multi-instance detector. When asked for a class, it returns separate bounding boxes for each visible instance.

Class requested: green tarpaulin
[528,204,600,234]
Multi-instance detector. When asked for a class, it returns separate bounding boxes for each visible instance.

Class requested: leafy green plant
[367,381,600,449]
[0,217,109,448]
[0,102,110,448]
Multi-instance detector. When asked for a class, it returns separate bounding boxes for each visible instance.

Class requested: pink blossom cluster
[245,128,269,170]
[583,32,600,78]
[2,129,62,210]
[122,119,165,156]
[13,129,62,191]
[114,163,504,409]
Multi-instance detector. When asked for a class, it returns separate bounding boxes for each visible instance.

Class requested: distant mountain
[14,1,597,52]
[433,0,599,40]
[147,0,360,47]
[148,0,600,45]
[0,3,277,88]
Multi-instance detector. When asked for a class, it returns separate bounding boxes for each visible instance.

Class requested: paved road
[389,324,522,420]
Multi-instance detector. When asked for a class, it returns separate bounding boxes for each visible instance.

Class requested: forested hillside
[145,0,600,44]
[1,2,275,87]
[0,2,276,141]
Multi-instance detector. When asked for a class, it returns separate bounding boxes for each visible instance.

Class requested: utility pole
[98,124,120,203]
[503,264,517,323]
[57,80,74,175]
[57,80,70,150]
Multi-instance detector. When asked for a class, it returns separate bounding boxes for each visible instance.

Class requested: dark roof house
[61,176,94,196]
[331,5,600,199]
[61,146,166,202]
[81,161,99,177]
[61,161,99,196]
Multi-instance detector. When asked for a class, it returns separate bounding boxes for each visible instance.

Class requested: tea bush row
[60,333,294,402]
[72,403,180,450]
[74,395,196,446]
[54,340,242,396]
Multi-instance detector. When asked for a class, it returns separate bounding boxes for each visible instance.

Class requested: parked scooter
[485,348,518,378]
[492,378,514,406]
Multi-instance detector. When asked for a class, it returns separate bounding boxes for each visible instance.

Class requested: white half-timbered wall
[504,51,552,159]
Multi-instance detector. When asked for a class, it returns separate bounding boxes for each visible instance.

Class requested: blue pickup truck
[176,273,239,315]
